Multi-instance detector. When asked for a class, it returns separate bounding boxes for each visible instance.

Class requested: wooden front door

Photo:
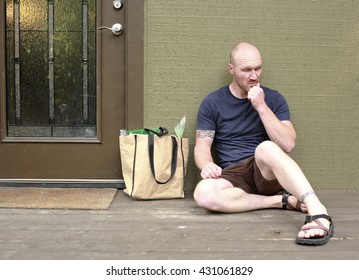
[0,0,143,184]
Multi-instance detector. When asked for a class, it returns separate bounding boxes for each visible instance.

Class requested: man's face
[228,49,262,94]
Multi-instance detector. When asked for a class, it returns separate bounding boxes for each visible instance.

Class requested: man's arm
[257,107,296,152]
[248,85,296,152]
[194,130,222,179]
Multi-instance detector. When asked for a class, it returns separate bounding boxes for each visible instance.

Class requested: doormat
[0,187,117,210]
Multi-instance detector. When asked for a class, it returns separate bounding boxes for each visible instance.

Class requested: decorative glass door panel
[5,0,97,139]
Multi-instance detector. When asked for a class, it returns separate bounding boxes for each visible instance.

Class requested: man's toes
[298,226,326,239]
[297,230,306,238]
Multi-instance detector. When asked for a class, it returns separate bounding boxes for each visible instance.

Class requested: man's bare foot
[296,214,334,245]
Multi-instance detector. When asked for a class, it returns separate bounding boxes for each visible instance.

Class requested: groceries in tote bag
[119,121,189,200]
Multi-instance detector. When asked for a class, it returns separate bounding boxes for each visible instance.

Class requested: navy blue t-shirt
[197,85,290,168]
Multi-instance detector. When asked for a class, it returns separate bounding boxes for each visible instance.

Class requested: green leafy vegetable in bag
[174,116,186,138]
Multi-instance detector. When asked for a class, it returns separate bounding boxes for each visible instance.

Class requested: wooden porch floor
[0,189,358,260]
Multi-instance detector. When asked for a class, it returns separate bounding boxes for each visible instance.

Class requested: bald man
[194,42,333,246]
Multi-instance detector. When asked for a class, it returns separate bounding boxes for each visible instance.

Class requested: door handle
[98,23,124,36]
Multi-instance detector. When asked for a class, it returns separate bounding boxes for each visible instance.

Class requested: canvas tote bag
[119,134,189,200]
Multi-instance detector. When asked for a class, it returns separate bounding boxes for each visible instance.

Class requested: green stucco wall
[143,0,359,190]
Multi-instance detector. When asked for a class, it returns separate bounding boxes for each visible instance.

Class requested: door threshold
[0,179,125,189]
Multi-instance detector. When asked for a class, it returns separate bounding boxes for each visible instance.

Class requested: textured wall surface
[144,0,359,190]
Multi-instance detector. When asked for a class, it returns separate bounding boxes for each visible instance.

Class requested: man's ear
[227,63,234,74]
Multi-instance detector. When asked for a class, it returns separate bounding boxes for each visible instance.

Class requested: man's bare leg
[194,178,284,213]
[254,141,330,239]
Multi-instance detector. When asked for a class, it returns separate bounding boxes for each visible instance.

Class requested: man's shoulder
[198,86,229,117]
[262,85,279,95]
[205,86,229,100]
[199,86,228,110]
[262,86,286,101]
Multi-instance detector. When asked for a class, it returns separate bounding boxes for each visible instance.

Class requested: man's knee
[193,180,215,209]
[255,140,283,166]
[254,141,287,180]
[194,180,226,212]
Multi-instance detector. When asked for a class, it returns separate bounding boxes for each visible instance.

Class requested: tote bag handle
[144,127,168,137]
[148,135,177,184]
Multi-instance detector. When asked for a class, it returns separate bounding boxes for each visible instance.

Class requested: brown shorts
[220,156,282,195]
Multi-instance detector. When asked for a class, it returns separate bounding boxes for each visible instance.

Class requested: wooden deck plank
[0,190,358,260]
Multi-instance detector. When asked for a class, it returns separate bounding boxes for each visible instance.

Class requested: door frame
[0,0,144,186]
[125,0,144,130]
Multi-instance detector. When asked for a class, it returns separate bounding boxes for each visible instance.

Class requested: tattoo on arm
[196,130,215,139]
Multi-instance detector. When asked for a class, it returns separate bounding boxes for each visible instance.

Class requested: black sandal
[295,214,334,246]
